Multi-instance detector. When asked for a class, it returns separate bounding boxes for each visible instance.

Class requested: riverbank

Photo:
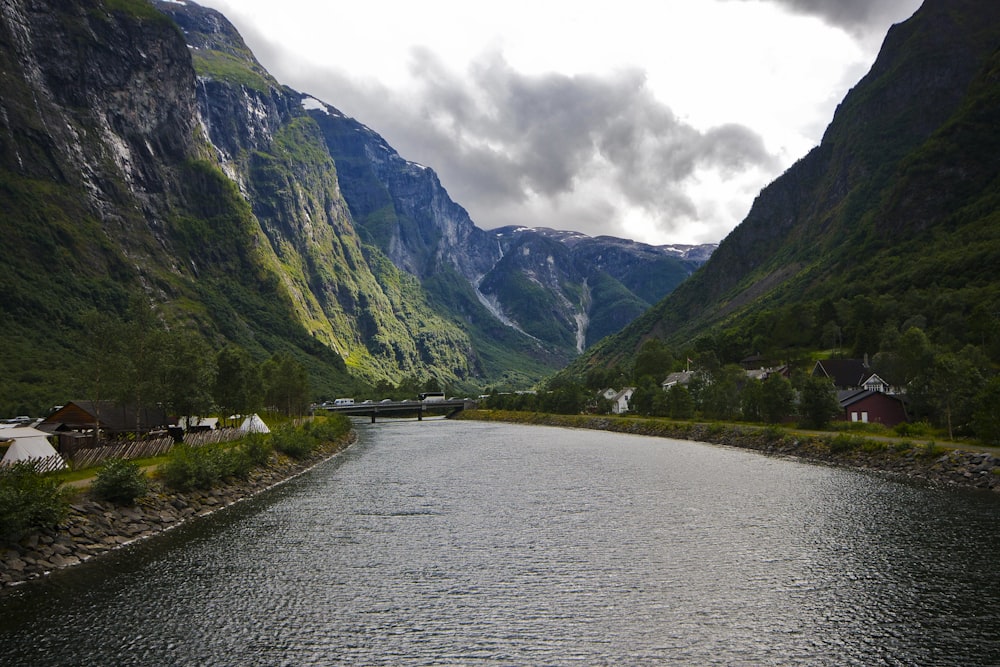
[0,432,355,590]
[460,410,1000,492]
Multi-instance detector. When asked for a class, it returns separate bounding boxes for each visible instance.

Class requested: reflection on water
[2,419,999,665]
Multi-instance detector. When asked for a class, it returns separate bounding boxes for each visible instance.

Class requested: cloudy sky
[196,0,922,246]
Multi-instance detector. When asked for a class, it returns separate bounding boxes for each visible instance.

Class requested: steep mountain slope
[0,0,351,410]
[0,0,475,413]
[159,0,478,385]
[304,96,712,362]
[568,0,1000,375]
[0,0,710,412]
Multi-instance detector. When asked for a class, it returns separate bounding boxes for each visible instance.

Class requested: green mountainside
[0,0,474,413]
[566,0,1000,378]
[0,0,705,415]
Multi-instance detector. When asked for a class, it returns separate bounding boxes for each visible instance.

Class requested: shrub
[0,463,70,543]
[240,433,273,467]
[91,458,149,505]
[161,443,250,491]
[829,433,865,453]
[271,427,315,460]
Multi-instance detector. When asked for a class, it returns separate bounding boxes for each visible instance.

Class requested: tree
[113,298,168,434]
[539,383,587,415]
[215,345,261,423]
[798,375,840,429]
[632,339,674,383]
[701,364,743,420]
[741,379,763,422]
[162,332,215,425]
[262,353,310,416]
[759,373,795,424]
[923,349,985,440]
[972,376,1000,446]
[665,384,694,419]
[78,309,125,444]
[629,378,661,416]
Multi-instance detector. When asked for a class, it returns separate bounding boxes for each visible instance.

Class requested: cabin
[837,389,908,427]
[39,400,171,451]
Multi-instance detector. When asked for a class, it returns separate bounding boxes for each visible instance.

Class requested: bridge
[317,399,474,423]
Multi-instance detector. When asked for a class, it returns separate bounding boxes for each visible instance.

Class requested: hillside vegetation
[568,0,1000,378]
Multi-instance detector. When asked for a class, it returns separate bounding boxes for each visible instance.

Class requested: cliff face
[0,0,715,410]
[570,0,1000,372]
[308,96,712,361]
[0,0,479,406]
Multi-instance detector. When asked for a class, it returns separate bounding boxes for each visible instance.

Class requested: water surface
[1,419,998,665]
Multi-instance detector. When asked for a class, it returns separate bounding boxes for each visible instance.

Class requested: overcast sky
[195,0,922,246]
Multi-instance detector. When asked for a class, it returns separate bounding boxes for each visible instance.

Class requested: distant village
[602,356,906,426]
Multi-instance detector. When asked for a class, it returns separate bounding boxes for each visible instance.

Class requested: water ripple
[2,419,1000,665]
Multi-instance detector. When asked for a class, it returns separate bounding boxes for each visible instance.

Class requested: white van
[333,398,355,406]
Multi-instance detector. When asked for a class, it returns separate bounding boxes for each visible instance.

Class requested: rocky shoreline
[461,410,1000,493]
[0,433,355,590]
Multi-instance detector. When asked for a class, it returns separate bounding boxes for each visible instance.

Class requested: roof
[41,401,170,433]
[662,371,694,387]
[813,359,870,388]
[837,389,906,408]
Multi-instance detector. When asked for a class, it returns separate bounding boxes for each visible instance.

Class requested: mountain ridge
[565,0,1000,377]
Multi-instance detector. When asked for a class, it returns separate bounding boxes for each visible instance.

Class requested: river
[1,419,999,665]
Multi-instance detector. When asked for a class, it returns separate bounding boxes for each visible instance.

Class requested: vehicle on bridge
[419,392,446,402]
[334,398,355,406]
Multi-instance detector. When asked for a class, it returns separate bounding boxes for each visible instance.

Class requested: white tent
[0,427,67,470]
[239,414,270,434]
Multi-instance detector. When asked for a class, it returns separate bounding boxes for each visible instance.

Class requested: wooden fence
[68,428,247,470]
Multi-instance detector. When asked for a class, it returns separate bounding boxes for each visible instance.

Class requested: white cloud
[194,0,922,244]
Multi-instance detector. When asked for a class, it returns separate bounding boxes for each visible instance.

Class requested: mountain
[300,92,713,371]
[566,0,1000,377]
[0,0,708,413]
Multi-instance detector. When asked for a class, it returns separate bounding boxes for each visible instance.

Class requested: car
[380,399,393,403]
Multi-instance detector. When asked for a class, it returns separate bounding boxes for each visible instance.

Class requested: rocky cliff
[0,0,712,412]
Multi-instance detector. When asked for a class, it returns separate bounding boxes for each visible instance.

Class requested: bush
[92,458,149,505]
[829,433,865,453]
[271,427,315,460]
[161,443,251,491]
[240,433,273,467]
[0,463,70,543]
[271,416,350,460]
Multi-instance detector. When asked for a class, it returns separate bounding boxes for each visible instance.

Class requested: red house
[837,389,908,427]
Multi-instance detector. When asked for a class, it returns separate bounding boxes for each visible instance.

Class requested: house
[39,400,171,450]
[837,389,908,427]
[812,358,897,394]
[661,371,695,390]
[600,387,635,414]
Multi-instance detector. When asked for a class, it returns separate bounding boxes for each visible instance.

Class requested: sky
[196,0,922,246]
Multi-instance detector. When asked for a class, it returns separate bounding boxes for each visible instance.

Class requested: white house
[661,371,695,390]
[600,387,635,414]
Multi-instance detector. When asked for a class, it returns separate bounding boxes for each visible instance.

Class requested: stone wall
[0,434,354,589]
